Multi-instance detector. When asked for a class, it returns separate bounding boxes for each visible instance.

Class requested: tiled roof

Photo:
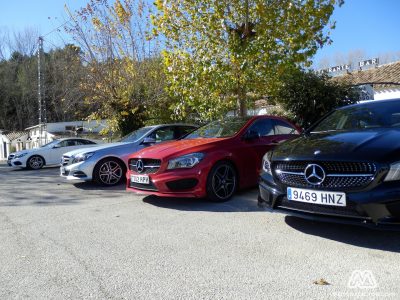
[4,131,27,141]
[333,61,400,91]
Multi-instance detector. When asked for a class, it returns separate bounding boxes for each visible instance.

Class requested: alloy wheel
[211,164,236,200]
[28,156,44,170]
[98,160,123,185]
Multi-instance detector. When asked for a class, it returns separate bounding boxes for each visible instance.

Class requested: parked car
[8,138,97,170]
[259,98,400,228]
[126,116,300,201]
[60,124,197,186]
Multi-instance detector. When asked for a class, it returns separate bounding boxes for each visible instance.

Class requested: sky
[0,0,399,68]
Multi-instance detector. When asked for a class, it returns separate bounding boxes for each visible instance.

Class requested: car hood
[10,148,39,156]
[62,142,128,156]
[272,128,400,163]
[133,138,225,159]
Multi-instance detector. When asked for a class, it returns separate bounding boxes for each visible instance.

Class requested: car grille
[272,161,377,190]
[129,158,161,174]
[61,155,71,166]
[129,181,158,191]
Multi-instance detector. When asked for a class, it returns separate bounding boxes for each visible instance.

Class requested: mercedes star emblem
[304,164,325,185]
[136,159,144,173]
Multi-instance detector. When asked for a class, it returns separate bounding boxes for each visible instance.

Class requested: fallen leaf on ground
[313,278,330,285]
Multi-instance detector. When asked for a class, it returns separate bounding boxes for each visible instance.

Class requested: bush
[272,68,359,128]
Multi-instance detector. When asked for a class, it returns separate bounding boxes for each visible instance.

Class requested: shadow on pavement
[10,166,60,171]
[143,188,262,212]
[73,182,126,191]
[285,216,400,252]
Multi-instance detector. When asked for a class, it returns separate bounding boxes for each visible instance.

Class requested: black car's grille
[129,158,161,174]
[278,198,368,219]
[274,161,376,174]
[273,161,377,190]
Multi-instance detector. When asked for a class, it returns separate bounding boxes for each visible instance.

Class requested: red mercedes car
[126,116,300,201]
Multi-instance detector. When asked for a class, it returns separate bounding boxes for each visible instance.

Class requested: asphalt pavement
[0,164,399,299]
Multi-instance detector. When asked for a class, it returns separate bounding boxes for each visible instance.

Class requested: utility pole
[37,36,47,145]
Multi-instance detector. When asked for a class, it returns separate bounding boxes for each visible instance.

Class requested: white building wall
[374,89,400,100]
[0,134,11,159]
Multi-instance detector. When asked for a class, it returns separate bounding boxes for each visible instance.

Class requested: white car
[8,138,98,170]
[60,124,197,186]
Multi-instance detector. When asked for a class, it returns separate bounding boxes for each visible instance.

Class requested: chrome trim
[276,170,373,178]
[275,170,304,176]
[326,174,374,177]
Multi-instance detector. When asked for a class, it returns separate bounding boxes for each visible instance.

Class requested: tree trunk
[238,97,247,117]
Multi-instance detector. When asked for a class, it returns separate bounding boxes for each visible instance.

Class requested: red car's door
[237,119,277,187]
[237,118,300,188]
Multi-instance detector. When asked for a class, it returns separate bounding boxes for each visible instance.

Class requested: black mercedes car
[259,98,400,228]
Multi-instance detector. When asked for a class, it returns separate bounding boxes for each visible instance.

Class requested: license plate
[131,174,150,185]
[287,187,346,207]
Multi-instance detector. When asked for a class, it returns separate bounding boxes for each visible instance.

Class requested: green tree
[153,0,342,120]
[66,0,170,135]
[0,34,92,131]
[271,68,359,128]
[45,45,90,122]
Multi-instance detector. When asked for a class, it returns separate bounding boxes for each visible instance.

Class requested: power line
[42,18,73,38]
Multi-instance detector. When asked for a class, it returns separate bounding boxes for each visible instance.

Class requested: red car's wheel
[206,161,237,202]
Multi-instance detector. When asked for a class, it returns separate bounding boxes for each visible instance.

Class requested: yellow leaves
[114,0,131,26]
[91,17,103,30]
[154,0,164,10]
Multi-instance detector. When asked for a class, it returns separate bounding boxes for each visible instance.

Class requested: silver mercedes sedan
[60,124,197,186]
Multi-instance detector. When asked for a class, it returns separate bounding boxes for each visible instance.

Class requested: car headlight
[262,152,273,175]
[167,153,205,170]
[384,161,400,181]
[14,153,28,159]
[72,152,95,164]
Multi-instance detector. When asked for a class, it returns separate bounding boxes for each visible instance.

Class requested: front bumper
[258,173,400,227]
[9,159,26,168]
[126,163,212,198]
[60,161,92,181]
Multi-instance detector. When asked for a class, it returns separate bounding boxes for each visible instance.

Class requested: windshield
[185,118,249,139]
[119,126,154,142]
[311,100,400,133]
[41,140,59,148]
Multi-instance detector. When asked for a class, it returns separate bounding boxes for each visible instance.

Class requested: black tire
[206,161,237,202]
[93,158,125,186]
[27,155,45,170]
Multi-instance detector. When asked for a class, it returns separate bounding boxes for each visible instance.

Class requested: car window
[247,119,274,137]
[311,101,400,133]
[186,118,250,139]
[59,140,76,147]
[273,119,299,135]
[149,127,175,142]
[74,139,95,145]
[177,126,196,138]
[74,140,86,145]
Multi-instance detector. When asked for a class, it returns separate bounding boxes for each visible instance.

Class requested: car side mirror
[243,130,260,140]
[142,137,156,145]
